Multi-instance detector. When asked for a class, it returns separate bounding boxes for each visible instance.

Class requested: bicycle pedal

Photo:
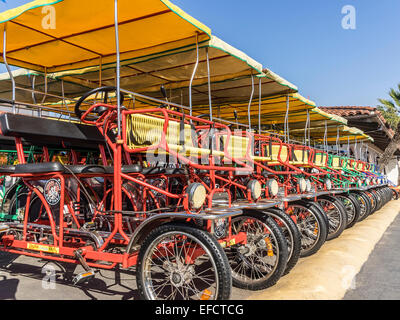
[72,270,95,285]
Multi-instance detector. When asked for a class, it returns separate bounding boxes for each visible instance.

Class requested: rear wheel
[287,201,328,257]
[370,189,383,211]
[136,223,232,300]
[364,191,377,214]
[352,192,371,222]
[316,196,347,240]
[264,208,301,275]
[336,194,360,229]
[391,188,398,200]
[227,212,288,290]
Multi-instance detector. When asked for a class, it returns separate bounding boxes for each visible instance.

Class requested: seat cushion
[14,162,65,174]
[121,166,184,175]
[141,167,165,175]
[121,164,142,174]
[165,168,185,175]
[0,165,16,174]
[64,165,113,174]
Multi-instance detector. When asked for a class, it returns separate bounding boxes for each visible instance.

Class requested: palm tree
[377,83,400,169]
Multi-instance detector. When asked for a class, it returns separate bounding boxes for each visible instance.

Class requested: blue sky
[1,0,399,107]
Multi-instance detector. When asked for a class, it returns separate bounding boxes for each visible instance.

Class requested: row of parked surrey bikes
[0,86,397,300]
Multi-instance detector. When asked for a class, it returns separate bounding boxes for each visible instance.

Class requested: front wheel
[338,193,361,229]
[316,196,347,240]
[136,223,232,300]
[287,201,328,257]
[263,208,301,276]
[227,212,288,290]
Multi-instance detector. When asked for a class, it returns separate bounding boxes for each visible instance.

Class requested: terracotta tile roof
[319,106,375,117]
[319,106,394,136]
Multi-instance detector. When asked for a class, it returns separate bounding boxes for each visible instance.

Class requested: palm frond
[389,88,400,108]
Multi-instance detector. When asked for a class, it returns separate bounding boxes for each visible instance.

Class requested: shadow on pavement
[0,252,140,300]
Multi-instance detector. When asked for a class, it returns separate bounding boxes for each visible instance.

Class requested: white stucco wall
[344,142,399,186]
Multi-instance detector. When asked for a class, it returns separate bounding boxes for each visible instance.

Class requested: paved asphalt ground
[343,213,400,300]
[0,211,399,300]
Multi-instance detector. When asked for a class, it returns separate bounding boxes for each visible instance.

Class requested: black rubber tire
[344,193,361,228]
[379,187,390,205]
[287,200,328,257]
[353,191,372,221]
[8,192,43,223]
[370,189,383,211]
[391,187,398,200]
[316,195,348,240]
[336,193,360,229]
[304,200,330,240]
[136,223,232,300]
[385,187,394,202]
[264,208,301,276]
[364,190,378,214]
[228,212,288,290]
[384,187,391,202]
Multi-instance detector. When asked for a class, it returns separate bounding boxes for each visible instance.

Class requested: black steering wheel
[75,86,125,121]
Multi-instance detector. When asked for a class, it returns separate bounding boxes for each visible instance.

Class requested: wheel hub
[238,243,257,257]
[170,272,183,286]
[169,265,194,287]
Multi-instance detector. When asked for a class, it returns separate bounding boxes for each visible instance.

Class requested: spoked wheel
[364,191,377,214]
[370,189,383,211]
[136,223,231,300]
[352,192,371,222]
[287,201,328,257]
[316,196,347,240]
[373,189,383,207]
[391,188,399,200]
[383,187,392,203]
[336,194,360,229]
[263,208,301,275]
[226,212,288,290]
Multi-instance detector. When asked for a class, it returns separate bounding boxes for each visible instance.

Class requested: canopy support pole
[41,67,48,106]
[304,109,309,145]
[30,75,37,105]
[258,77,262,133]
[3,23,15,114]
[323,120,327,152]
[336,127,340,155]
[61,80,70,121]
[189,33,199,117]
[114,0,121,134]
[354,138,357,160]
[308,115,311,147]
[360,141,363,161]
[347,136,350,155]
[284,95,290,143]
[247,72,254,131]
[206,47,212,121]
[99,56,103,87]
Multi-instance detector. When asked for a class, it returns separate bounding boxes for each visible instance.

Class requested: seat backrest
[289,148,308,165]
[221,134,250,159]
[261,143,289,163]
[331,156,341,169]
[346,159,354,170]
[271,144,288,162]
[126,113,195,150]
[314,152,327,167]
